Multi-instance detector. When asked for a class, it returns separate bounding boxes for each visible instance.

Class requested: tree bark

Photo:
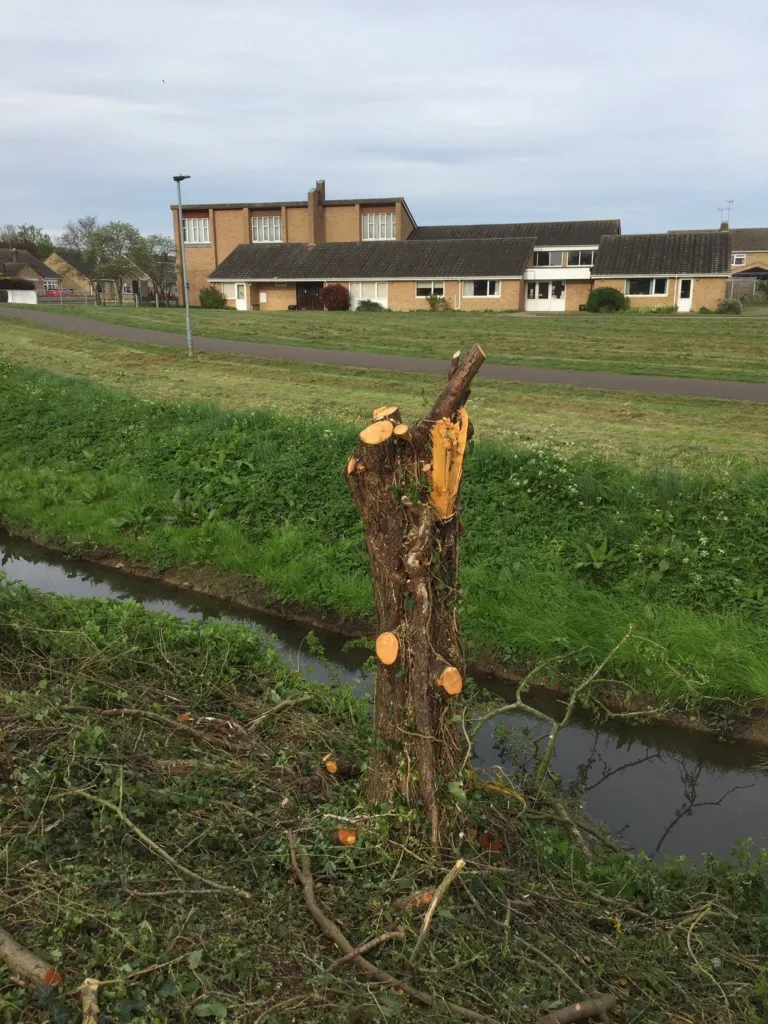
[344,345,485,843]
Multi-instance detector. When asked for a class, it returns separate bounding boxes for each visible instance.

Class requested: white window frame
[625,278,669,297]
[533,250,563,268]
[731,253,747,267]
[461,280,500,298]
[567,250,595,267]
[361,212,396,241]
[220,283,237,299]
[415,280,445,297]
[44,279,61,291]
[251,215,282,243]
[122,282,135,296]
[349,281,389,306]
[182,217,210,245]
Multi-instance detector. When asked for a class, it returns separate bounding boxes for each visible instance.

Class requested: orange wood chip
[43,968,63,986]
[324,759,338,774]
[346,456,357,474]
[375,631,399,666]
[177,712,192,722]
[334,827,357,846]
[437,666,463,695]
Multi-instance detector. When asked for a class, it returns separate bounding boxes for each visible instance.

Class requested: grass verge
[9,303,768,382]
[1,319,766,469]
[2,581,767,1023]
[0,360,766,708]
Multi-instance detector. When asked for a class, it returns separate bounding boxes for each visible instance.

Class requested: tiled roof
[409,220,620,246]
[209,237,536,281]
[730,228,768,252]
[51,247,95,276]
[593,232,730,276]
[0,250,56,278]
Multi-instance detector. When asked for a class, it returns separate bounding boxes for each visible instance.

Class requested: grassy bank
[2,581,767,1023]
[2,319,767,469]
[10,303,768,381]
[1,360,766,707]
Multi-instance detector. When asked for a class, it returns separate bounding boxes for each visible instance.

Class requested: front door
[678,279,693,312]
[235,283,248,311]
[524,279,566,312]
[296,282,324,310]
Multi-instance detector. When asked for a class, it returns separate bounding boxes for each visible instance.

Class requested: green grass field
[15,302,768,381]
[1,320,766,469]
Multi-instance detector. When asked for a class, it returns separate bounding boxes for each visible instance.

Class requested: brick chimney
[307,180,326,243]
[720,221,729,231]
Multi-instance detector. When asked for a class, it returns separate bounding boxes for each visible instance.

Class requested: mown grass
[11,302,768,381]
[1,319,766,470]
[2,582,767,1023]
[1,360,767,707]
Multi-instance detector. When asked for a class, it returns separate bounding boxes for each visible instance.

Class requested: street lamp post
[173,174,193,356]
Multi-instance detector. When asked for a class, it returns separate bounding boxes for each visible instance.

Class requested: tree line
[1,219,176,305]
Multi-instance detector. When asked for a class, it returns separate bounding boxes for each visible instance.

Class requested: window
[362,213,396,240]
[462,280,500,297]
[732,253,746,266]
[533,250,563,267]
[349,281,388,306]
[416,281,444,297]
[252,216,282,243]
[526,282,536,300]
[221,283,236,299]
[44,279,60,291]
[537,282,549,299]
[625,278,668,296]
[122,282,134,295]
[182,217,209,244]
[567,250,595,266]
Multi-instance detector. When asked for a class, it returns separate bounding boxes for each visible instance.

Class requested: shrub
[319,283,350,311]
[426,293,453,312]
[585,287,628,313]
[355,299,389,312]
[698,306,713,314]
[199,286,228,309]
[716,298,743,315]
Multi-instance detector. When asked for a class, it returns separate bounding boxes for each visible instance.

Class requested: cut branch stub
[393,423,410,439]
[376,631,400,666]
[437,667,463,695]
[372,404,400,421]
[359,420,395,445]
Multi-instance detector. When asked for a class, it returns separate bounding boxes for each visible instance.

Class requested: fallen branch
[410,859,466,962]
[287,832,497,1024]
[327,928,405,972]
[61,706,255,754]
[0,925,62,987]
[61,790,252,899]
[525,810,620,855]
[80,978,100,1024]
[539,993,618,1023]
[247,695,312,732]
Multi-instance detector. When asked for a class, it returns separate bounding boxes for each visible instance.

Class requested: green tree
[90,222,142,305]
[130,233,176,306]
[0,223,55,259]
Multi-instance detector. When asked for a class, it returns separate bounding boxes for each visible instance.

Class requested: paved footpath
[2,306,767,402]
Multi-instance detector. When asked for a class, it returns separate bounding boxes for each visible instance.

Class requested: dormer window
[567,250,595,266]
[533,250,563,267]
[362,213,396,240]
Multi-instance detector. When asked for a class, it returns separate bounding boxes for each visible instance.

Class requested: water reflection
[1,530,765,861]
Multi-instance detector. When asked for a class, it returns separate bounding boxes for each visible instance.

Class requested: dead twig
[410,859,466,962]
[61,705,255,754]
[80,978,100,1024]
[61,789,252,899]
[247,694,312,731]
[0,924,62,986]
[327,928,405,972]
[287,832,497,1024]
[539,993,618,1023]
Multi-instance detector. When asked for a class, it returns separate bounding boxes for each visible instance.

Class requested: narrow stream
[1,530,765,862]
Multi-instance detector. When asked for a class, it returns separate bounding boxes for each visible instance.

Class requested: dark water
[1,530,765,862]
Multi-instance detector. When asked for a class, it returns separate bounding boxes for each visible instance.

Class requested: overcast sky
[3,0,766,239]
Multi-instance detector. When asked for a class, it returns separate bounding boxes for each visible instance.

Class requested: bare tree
[344,346,485,843]
[58,216,100,257]
[130,233,176,306]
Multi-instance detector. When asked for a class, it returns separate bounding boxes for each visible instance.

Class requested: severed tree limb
[287,833,498,1024]
[410,859,466,962]
[0,925,62,986]
[539,993,618,1023]
[327,928,405,972]
[61,790,252,899]
[413,344,486,445]
[80,977,100,1024]
[247,694,312,732]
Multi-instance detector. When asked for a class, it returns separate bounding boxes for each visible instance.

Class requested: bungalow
[208,237,536,312]
[0,248,61,295]
[592,231,730,312]
[729,228,768,281]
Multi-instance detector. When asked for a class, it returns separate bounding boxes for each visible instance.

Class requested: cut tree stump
[376,631,400,665]
[344,345,485,843]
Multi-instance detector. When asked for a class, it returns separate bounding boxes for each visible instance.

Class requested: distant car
[44,288,76,296]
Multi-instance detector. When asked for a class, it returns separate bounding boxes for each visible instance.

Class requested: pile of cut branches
[1,581,767,1022]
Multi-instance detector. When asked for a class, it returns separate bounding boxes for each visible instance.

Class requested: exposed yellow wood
[375,631,400,665]
[428,409,469,519]
[437,667,463,695]
[372,404,399,421]
[360,420,394,445]
[346,456,357,475]
[393,423,410,438]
